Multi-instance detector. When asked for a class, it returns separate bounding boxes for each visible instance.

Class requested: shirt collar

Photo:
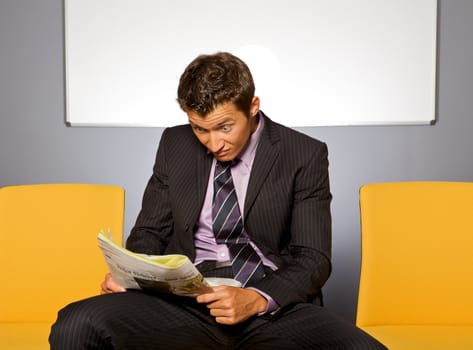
[238,111,264,170]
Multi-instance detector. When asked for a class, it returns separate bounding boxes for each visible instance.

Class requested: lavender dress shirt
[193,114,278,313]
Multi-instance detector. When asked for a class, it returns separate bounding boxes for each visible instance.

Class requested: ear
[250,96,260,117]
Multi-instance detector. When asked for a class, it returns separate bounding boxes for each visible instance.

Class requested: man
[50,52,386,349]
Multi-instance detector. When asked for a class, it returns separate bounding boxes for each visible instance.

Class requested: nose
[207,132,224,153]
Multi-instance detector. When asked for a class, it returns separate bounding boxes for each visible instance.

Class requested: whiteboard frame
[64,0,438,127]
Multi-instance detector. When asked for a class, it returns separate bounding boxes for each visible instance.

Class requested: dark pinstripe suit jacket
[126,112,332,310]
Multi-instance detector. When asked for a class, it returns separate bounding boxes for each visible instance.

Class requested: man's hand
[100,272,126,294]
[196,286,268,325]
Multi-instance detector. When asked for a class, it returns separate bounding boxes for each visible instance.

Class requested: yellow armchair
[0,184,124,350]
[357,182,473,349]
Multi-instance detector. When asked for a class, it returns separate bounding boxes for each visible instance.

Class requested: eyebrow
[188,118,234,130]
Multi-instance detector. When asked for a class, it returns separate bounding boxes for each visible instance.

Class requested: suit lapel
[244,114,280,217]
[196,148,213,206]
[191,146,213,225]
[176,135,213,234]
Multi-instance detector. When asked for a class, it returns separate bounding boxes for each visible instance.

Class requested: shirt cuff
[246,287,279,316]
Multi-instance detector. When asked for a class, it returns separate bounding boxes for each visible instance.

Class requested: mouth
[214,150,230,159]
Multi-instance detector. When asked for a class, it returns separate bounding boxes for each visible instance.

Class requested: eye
[221,125,232,132]
[193,126,206,134]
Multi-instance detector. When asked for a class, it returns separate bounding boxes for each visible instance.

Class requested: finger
[100,281,114,294]
[111,281,126,292]
[101,273,126,293]
[196,289,223,303]
[209,308,230,319]
[215,316,239,325]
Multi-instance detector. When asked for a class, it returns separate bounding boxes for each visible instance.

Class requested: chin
[213,151,230,160]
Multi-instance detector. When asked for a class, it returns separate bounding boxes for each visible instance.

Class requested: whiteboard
[64,0,437,127]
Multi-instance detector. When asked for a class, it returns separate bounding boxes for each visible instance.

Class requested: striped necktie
[212,161,265,287]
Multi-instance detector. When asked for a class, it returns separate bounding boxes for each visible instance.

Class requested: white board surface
[65,0,437,127]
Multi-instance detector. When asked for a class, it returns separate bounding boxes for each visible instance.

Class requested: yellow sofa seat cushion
[362,325,473,350]
[0,184,124,323]
[0,184,124,349]
[0,323,52,350]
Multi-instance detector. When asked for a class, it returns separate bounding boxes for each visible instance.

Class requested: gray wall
[1,0,472,322]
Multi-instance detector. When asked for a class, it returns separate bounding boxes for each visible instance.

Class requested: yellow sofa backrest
[0,184,124,324]
[357,181,473,327]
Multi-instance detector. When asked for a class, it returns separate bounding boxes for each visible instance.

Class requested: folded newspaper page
[97,232,240,297]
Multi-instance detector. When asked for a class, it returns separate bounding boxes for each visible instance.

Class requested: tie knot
[216,159,239,171]
[217,160,231,168]
[214,161,232,185]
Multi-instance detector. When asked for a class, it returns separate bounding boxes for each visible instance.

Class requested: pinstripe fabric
[127,113,332,307]
[50,291,386,349]
[50,112,386,348]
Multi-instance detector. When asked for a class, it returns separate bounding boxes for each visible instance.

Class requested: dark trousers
[49,291,386,349]
[50,265,386,349]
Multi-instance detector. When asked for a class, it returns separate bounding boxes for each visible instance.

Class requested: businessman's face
[187,97,260,162]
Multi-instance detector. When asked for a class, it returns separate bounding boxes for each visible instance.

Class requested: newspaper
[97,232,240,297]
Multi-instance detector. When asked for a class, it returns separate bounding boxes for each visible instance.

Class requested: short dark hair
[177,52,255,117]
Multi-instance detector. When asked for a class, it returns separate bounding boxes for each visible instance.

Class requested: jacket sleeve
[126,128,174,254]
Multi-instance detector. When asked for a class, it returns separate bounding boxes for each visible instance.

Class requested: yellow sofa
[0,184,124,350]
[357,182,473,349]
